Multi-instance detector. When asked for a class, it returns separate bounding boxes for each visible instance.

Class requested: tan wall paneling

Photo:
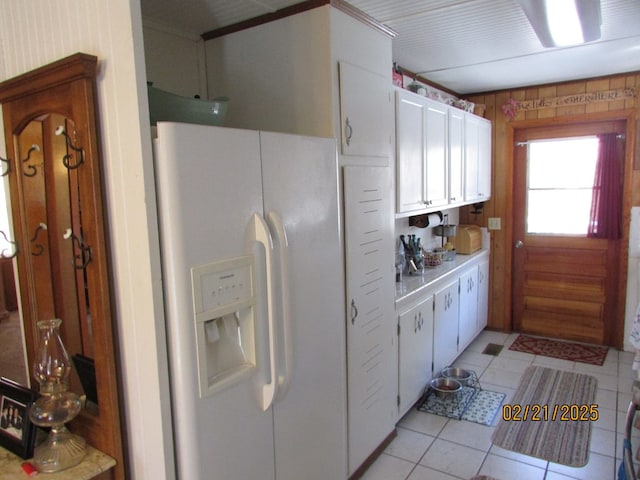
[464,73,640,342]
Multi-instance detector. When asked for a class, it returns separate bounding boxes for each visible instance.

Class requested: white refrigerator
[153,122,347,480]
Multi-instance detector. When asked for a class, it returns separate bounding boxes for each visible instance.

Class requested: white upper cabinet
[394,90,448,215]
[464,114,492,203]
[424,100,449,209]
[339,62,393,162]
[395,88,491,216]
[448,107,465,206]
[477,118,492,201]
[396,89,426,214]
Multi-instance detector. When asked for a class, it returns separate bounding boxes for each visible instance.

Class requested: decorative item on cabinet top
[147,82,229,126]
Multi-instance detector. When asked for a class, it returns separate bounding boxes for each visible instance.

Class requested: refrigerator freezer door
[260,132,348,480]
[154,123,275,480]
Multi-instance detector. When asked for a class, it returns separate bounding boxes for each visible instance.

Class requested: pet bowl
[440,367,473,386]
[430,377,462,399]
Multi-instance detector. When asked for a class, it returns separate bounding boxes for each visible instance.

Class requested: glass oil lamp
[29,318,86,472]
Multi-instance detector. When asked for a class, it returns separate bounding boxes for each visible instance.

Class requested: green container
[148,84,229,126]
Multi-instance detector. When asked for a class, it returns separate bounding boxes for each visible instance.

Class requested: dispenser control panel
[191,255,256,399]
[192,256,254,316]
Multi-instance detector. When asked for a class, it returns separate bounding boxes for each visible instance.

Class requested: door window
[526,137,599,235]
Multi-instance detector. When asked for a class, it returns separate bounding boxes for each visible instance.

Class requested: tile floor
[361,330,639,480]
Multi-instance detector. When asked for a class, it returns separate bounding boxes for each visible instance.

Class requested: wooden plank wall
[461,72,640,343]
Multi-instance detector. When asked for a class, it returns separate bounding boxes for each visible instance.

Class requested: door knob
[515,240,524,249]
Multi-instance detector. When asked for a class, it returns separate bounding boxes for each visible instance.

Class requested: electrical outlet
[488,217,501,230]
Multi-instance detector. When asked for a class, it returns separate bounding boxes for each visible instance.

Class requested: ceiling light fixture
[516,0,602,48]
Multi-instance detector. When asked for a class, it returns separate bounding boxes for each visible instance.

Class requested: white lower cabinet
[477,259,490,332]
[397,295,434,417]
[395,252,490,422]
[433,278,460,377]
[458,265,479,352]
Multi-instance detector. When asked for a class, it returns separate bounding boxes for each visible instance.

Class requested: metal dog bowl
[440,367,473,386]
[430,377,462,399]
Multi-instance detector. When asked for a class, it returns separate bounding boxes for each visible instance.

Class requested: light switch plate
[488,217,501,230]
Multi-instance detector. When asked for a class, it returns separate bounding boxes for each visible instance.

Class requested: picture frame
[0,377,38,459]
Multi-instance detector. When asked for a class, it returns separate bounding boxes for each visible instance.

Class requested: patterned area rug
[508,334,608,365]
[418,387,505,426]
[492,366,597,467]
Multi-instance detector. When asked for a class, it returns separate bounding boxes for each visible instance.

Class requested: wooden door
[512,122,625,345]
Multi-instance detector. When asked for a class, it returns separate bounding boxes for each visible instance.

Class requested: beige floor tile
[406,464,461,480]
[438,418,495,451]
[547,452,616,479]
[361,332,628,479]
[397,408,449,437]
[478,453,546,480]
[384,427,434,463]
[489,444,548,468]
[419,438,486,478]
[360,453,415,480]
[479,366,523,389]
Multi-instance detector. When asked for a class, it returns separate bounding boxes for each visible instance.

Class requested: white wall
[0,1,173,479]
[143,21,206,98]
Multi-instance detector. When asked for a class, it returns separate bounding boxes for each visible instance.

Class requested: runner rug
[508,334,608,366]
[492,366,597,467]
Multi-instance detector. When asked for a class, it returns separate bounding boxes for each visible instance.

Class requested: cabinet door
[458,266,479,351]
[424,100,449,208]
[477,118,492,201]
[464,114,480,202]
[398,295,434,417]
[448,107,464,206]
[464,114,492,202]
[339,62,392,163]
[477,259,490,333]
[433,278,459,376]
[396,90,426,214]
[343,166,396,475]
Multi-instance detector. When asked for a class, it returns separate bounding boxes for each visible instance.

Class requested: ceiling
[140,0,640,95]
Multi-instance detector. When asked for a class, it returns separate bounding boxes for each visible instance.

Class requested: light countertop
[0,445,115,480]
[395,249,489,310]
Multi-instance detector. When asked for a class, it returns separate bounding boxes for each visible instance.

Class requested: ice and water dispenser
[191,255,256,398]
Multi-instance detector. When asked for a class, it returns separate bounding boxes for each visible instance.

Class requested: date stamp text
[501,404,599,422]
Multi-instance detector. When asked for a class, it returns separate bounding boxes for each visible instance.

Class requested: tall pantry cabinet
[204,3,397,477]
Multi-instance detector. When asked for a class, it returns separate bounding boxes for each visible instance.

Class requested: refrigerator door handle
[249,213,278,411]
[266,211,293,397]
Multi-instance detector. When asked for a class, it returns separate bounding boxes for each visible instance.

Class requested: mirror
[0,54,125,479]
[9,114,94,400]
